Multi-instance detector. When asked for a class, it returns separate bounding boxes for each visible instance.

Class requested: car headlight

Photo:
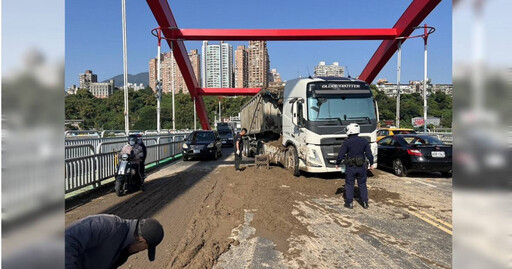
[182,143,189,149]
[207,142,214,148]
[307,149,323,167]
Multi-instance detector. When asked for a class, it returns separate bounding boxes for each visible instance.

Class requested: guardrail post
[93,155,100,188]
[156,137,161,164]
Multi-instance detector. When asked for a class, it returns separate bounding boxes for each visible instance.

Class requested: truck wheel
[115,180,124,196]
[244,140,254,157]
[286,146,300,177]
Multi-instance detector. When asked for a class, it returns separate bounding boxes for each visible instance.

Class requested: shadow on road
[66,148,237,220]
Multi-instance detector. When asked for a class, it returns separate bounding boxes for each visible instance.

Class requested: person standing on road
[234,128,247,172]
[336,123,374,209]
[65,214,164,269]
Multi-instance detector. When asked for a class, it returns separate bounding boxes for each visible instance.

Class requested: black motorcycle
[115,153,143,196]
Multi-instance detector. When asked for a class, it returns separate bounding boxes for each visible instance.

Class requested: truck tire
[286,145,300,177]
[244,140,254,157]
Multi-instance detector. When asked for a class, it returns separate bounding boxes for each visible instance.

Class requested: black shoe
[362,202,369,209]
[344,202,353,209]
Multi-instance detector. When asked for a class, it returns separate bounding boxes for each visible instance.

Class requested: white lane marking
[410,179,437,188]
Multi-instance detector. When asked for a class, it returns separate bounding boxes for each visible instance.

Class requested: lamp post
[121,0,129,135]
[396,40,402,128]
[422,24,429,133]
[156,28,162,133]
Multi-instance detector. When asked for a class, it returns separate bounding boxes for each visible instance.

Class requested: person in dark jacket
[65,214,164,269]
[120,135,145,188]
[336,123,375,209]
[234,128,247,172]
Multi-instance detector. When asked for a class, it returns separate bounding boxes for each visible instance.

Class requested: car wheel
[183,155,189,161]
[393,159,408,177]
[286,145,300,177]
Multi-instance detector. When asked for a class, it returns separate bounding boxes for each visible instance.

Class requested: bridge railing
[65,136,187,194]
[421,132,453,145]
[65,133,188,159]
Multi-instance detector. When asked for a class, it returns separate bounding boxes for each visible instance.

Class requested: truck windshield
[307,96,376,123]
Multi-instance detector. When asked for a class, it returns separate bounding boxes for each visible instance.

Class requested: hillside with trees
[66,86,452,130]
[65,87,251,130]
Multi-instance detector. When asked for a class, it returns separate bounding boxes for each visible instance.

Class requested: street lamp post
[156,28,162,133]
[396,40,402,128]
[423,24,429,133]
[121,0,129,135]
[171,52,176,131]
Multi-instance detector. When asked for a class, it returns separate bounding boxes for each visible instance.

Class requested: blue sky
[65,0,452,87]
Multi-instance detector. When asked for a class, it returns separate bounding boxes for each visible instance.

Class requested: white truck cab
[281,77,378,173]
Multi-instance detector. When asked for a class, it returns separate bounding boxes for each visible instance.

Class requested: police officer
[336,123,374,209]
[65,214,164,269]
[234,128,247,172]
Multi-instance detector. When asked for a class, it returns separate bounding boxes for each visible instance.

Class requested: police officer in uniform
[336,123,374,209]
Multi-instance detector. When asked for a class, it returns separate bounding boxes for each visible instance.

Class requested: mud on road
[66,150,452,268]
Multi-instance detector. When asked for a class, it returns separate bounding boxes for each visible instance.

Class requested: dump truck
[240,77,379,176]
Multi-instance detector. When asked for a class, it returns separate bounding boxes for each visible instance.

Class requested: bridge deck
[65,147,452,269]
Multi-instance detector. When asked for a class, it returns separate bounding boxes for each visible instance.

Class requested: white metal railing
[421,132,453,145]
[65,137,187,194]
[65,133,187,159]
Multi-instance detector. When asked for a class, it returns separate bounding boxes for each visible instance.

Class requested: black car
[218,128,234,147]
[182,130,222,161]
[377,134,452,177]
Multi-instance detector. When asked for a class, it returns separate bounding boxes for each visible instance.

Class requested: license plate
[431,151,445,158]
[222,141,226,144]
[193,150,200,154]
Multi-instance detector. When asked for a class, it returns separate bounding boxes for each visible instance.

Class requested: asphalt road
[65,147,452,268]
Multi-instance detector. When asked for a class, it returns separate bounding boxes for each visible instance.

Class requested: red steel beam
[147,0,210,130]
[197,88,261,96]
[167,28,398,41]
[359,0,441,83]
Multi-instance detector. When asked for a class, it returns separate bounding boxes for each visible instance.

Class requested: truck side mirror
[292,101,305,127]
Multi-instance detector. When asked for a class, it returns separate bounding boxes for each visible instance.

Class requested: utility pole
[156,28,162,133]
[396,40,402,128]
[423,24,429,133]
[121,0,129,135]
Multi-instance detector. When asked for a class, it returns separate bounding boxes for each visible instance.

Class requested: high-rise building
[202,41,233,88]
[79,70,98,89]
[314,61,345,77]
[234,45,248,88]
[149,58,158,91]
[268,68,284,87]
[148,50,201,94]
[247,41,270,88]
[89,80,114,98]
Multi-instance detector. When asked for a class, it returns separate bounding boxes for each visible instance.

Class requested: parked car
[377,134,452,177]
[182,130,222,161]
[377,128,416,142]
[218,128,234,147]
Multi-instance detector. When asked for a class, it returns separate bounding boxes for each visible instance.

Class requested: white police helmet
[346,123,360,135]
